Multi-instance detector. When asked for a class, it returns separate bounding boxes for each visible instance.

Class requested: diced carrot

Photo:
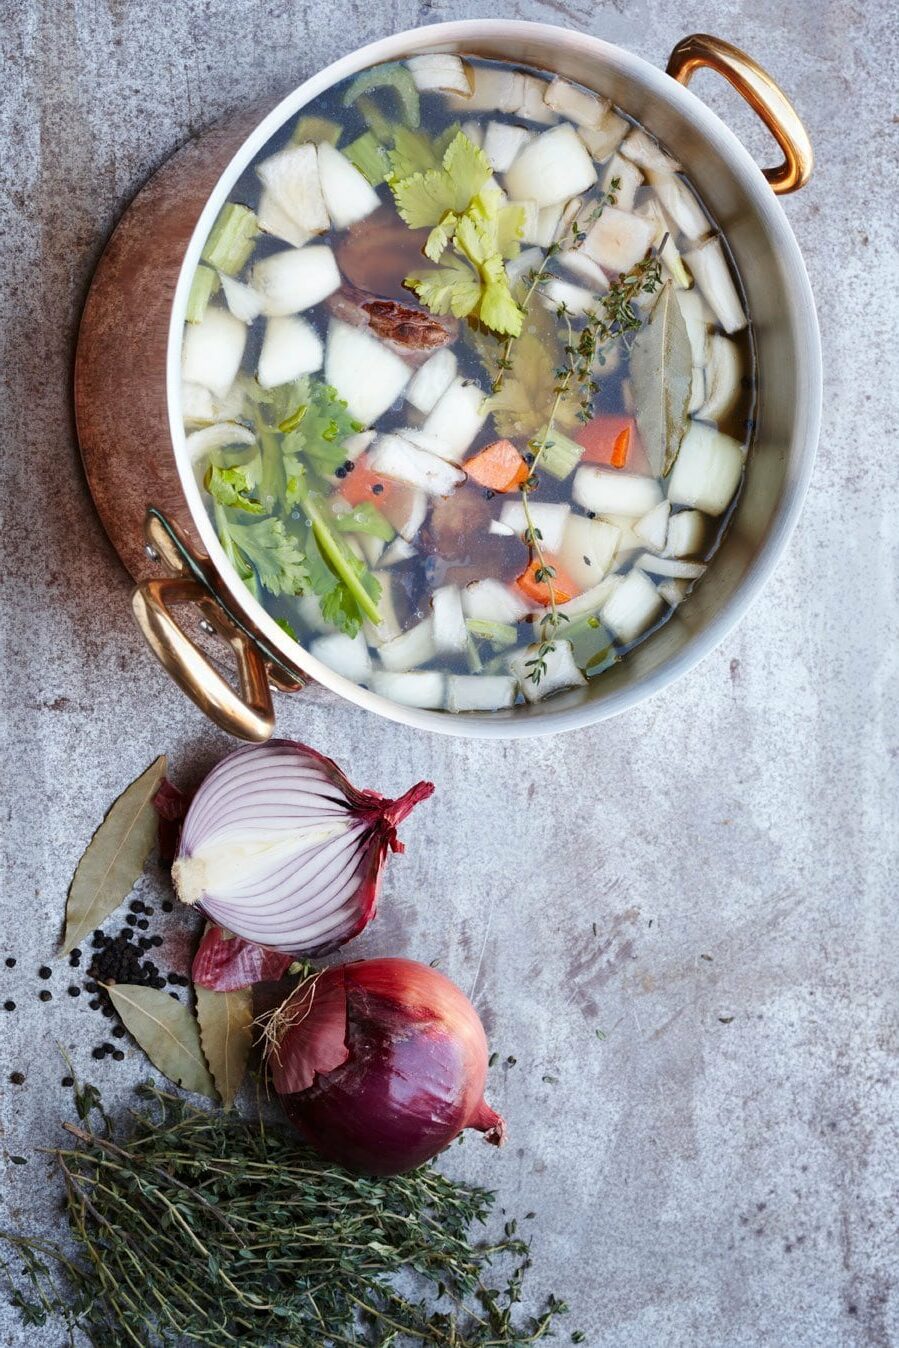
[338,455,402,510]
[576,415,650,475]
[464,439,529,492]
[516,556,579,607]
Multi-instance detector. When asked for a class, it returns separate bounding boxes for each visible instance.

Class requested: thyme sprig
[0,1083,570,1346]
[517,245,664,681]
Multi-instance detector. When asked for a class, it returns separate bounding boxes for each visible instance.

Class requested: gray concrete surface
[2,1,897,1344]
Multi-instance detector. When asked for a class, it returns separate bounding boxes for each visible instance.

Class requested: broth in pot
[180,54,755,715]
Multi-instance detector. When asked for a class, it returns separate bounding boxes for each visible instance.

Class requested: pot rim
[166,18,822,739]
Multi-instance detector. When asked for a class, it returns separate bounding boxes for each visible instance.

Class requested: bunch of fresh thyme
[0,1083,570,1347]
[497,183,663,684]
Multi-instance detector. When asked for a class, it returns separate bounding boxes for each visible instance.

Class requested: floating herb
[1,1084,569,1346]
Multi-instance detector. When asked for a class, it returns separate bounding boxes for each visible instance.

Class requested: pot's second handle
[667,34,813,193]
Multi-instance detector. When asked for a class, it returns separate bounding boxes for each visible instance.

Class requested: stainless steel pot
[75,25,820,741]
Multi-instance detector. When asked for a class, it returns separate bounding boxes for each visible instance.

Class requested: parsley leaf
[333,501,396,541]
[218,516,311,596]
[304,531,382,639]
[206,464,264,514]
[277,379,364,478]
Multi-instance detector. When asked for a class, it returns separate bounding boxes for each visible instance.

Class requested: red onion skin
[192,923,295,991]
[273,958,505,1176]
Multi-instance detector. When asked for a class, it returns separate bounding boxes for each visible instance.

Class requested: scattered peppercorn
[38,990,52,1002]
[372,483,384,495]
[5,957,15,968]
[84,981,97,994]
[9,1072,25,1085]
[335,466,347,479]
[68,986,80,998]
[126,914,137,927]
[91,1047,104,1060]
[143,907,155,917]
[161,901,173,913]
[38,966,51,980]
[113,1050,125,1061]
[61,1075,74,1088]
[89,998,101,1010]
[112,1025,126,1039]
[151,936,164,948]
[137,919,149,931]
[4,1001,15,1012]
[129,900,143,914]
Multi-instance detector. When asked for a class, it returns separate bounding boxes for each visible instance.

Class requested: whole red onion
[268,958,505,1175]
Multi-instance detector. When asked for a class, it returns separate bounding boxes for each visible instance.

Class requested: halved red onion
[172,741,433,956]
[268,958,505,1175]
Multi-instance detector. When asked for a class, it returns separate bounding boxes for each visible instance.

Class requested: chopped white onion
[603,153,643,212]
[581,206,657,275]
[382,486,427,542]
[310,631,372,683]
[558,514,619,589]
[181,381,215,424]
[379,617,437,672]
[646,169,709,242]
[187,421,256,464]
[447,674,517,713]
[324,319,411,424]
[557,247,609,292]
[181,307,246,398]
[557,574,621,620]
[600,568,663,643]
[462,579,529,624]
[620,127,681,174]
[573,466,663,517]
[510,640,586,702]
[634,552,706,580]
[543,77,609,129]
[252,247,341,316]
[683,236,747,333]
[504,124,598,208]
[421,377,487,462]
[658,577,690,607]
[431,585,468,654]
[483,121,532,173]
[505,240,543,282]
[257,188,311,248]
[576,110,629,162]
[676,288,715,365]
[362,572,402,646]
[316,142,381,228]
[257,315,323,388]
[369,670,445,708]
[539,277,597,318]
[516,75,559,125]
[257,144,329,236]
[368,434,465,496]
[406,53,471,96]
[667,422,744,515]
[219,272,265,324]
[380,535,417,567]
[696,334,742,423]
[665,509,707,557]
[405,348,458,414]
[498,500,570,553]
[633,499,671,552]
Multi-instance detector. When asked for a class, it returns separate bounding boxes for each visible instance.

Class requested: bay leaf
[106,983,216,1099]
[195,983,254,1109]
[630,280,692,476]
[62,756,167,955]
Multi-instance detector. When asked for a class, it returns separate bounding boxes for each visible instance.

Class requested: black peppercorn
[5,957,15,968]
[335,466,347,479]
[89,998,101,1010]
[9,1072,25,1085]
[161,901,173,913]
[67,986,80,998]
[38,966,52,980]
[38,990,52,1002]
[143,907,154,917]
[113,1050,125,1061]
[372,482,384,495]
[126,914,137,927]
[112,1025,126,1038]
[61,1075,74,1088]
[4,1000,15,1012]
[152,936,164,948]
[129,900,143,914]
[137,919,149,931]
[169,991,180,1000]
[91,1047,104,1059]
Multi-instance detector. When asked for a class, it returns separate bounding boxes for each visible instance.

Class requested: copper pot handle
[131,512,276,742]
[667,34,813,193]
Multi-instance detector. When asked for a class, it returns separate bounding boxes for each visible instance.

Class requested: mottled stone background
[1,1,897,1344]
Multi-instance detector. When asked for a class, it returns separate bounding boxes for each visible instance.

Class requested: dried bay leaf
[62,756,167,955]
[195,983,254,1109]
[630,280,692,476]
[106,983,216,1099]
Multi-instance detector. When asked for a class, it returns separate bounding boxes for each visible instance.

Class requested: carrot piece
[464,439,529,492]
[576,415,649,475]
[516,556,578,607]
[338,455,402,509]
[610,427,631,469]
